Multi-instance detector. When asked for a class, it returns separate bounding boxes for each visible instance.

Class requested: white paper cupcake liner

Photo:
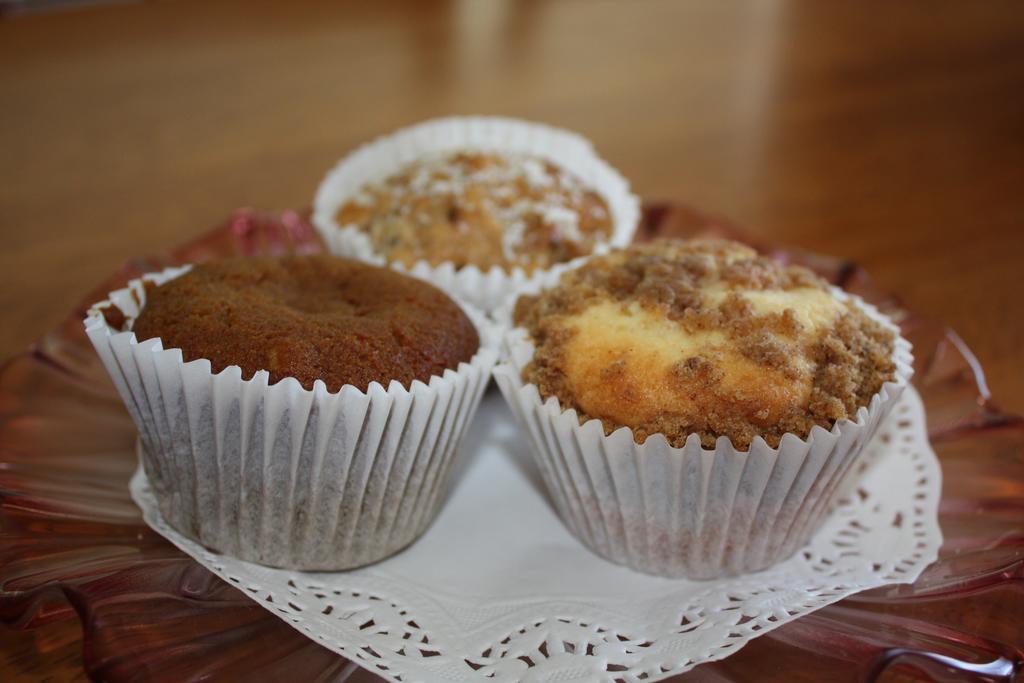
[84,265,499,570]
[312,116,641,312]
[493,291,914,578]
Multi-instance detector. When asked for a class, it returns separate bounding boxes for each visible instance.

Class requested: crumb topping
[513,239,897,449]
[335,152,613,272]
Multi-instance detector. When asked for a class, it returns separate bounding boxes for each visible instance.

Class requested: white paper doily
[131,385,942,683]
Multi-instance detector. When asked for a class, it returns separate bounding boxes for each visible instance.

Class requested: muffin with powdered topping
[334,151,613,272]
[314,117,640,311]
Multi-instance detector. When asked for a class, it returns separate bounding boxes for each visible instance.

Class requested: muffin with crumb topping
[494,238,912,578]
[513,239,896,449]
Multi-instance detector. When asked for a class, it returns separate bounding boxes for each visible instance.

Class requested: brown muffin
[335,151,613,272]
[513,239,896,449]
[129,255,479,392]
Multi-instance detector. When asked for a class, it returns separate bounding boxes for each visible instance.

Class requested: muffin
[131,255,480,392]
[85,255,498,570]
[314,116,640,312]
[493,239,913,578]
[513,239,897,448]
[333,151,614,272]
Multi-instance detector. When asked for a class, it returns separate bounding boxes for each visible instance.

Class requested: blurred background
[1,0,1022,417]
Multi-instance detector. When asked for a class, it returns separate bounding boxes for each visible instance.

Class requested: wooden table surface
[2,0,1023,410]
[1,1,1022,678]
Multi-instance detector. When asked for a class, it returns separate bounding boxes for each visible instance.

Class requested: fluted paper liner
[313,116,641,312]
[493,291,914,578]
[85,265,499,570]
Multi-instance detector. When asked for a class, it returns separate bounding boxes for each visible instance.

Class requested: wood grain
[0,0,1021,404]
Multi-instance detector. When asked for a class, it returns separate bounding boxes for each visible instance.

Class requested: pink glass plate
[1,205,1022,682]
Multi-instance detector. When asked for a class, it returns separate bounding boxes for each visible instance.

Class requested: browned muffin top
[335,151,613,272]
[513,239,896,449]
[129,255,479,392]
